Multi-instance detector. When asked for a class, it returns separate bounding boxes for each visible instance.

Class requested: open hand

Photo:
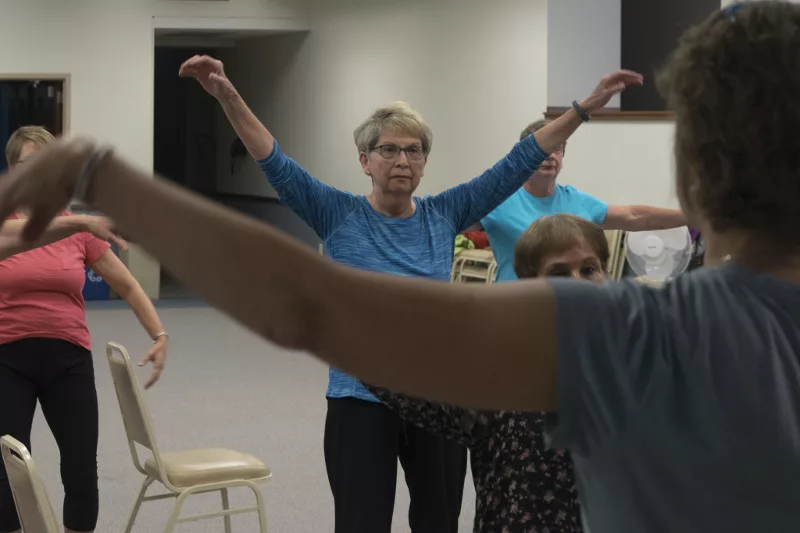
[580,70,644,113]
[82,216,129,251]
[178,55,238,101]
[139,337,168,389]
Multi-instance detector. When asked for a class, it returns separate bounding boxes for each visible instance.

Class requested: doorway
[153,46,221,298]
[0,77,67,172]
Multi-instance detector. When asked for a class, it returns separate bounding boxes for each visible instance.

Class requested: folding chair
[0,435,60,533]
[106,342,271,532]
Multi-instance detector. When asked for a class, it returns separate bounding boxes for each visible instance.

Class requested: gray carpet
[25,305,476,532]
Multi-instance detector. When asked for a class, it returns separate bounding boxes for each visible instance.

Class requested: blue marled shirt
[259,136,547,401]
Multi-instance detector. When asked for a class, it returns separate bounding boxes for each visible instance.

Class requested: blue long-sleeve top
[258,136,547,402]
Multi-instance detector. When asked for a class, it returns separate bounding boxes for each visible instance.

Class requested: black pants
[0,338,99,533]
[324,397,468,533]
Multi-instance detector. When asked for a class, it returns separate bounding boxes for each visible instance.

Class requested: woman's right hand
[178,55,239,102]
[80,215,129,250]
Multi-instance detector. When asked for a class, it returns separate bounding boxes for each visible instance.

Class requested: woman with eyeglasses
[177,55,641,533]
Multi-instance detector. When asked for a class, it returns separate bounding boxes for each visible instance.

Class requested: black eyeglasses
[371,144,426,161]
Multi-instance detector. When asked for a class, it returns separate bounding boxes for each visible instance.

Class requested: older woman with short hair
[177,55,640,532]
[4,3,799,531]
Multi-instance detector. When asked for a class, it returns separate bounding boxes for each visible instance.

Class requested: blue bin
[82,266,110,301]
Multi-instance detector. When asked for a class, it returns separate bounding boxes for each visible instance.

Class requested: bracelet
[72,144,114,204]
[572,100,591,122]
[152,332,169,343]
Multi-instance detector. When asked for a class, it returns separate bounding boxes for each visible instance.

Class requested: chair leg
[164,489,192,533]
[248,484,268,533]
[125,477,155,533]
[221,488,232,533]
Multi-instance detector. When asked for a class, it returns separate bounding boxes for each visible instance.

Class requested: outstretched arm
[602,205,686,231]
[430,70,644,231]
[179,55,273,160]
[0,139,560,412]
[0,215,125,261]
[180,55,355,239]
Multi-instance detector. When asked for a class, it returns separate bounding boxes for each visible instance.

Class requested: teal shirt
[481,185,609,281]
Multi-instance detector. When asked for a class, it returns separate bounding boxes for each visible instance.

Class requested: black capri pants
[0,338,99,533]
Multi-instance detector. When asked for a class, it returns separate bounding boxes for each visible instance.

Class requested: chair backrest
[0,436,60,533]
[106,342,163,475]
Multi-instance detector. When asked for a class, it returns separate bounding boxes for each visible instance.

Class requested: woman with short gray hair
[176,55,638,533]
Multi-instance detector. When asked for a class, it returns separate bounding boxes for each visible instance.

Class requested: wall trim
[544,106,674,122]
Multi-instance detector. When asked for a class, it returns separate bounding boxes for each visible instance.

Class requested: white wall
[218,0,548,199]
[547,0,621,108]
[0,0,310,296]
[545,0,679,209]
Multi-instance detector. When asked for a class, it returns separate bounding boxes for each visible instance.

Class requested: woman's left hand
[580,70,644,113]
[139,337,168,389]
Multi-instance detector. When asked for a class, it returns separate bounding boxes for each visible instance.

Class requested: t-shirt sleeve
[82,234,111,266]
[545,278,679,457]
[575,189,609,225]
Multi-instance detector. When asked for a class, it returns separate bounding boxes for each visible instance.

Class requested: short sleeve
[545,278,680,457]
[575,189,609,225]
[82,234,110,266]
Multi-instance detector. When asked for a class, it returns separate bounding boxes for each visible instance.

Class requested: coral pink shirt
[0,214,110,350]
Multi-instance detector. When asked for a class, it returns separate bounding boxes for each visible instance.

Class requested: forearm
[0,216,86,260]
[218,92,275,160]
[627,206,687,231]
[533,107,584,154]
[88,155,330,351]
[117,282,165,339]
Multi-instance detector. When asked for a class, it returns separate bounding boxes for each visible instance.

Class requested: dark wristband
[572,100,590,122]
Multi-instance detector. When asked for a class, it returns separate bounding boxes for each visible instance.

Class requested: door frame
[0,73,71,134]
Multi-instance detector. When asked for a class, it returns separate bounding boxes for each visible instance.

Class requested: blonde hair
[5,126,55,166]
[353,101,433,155]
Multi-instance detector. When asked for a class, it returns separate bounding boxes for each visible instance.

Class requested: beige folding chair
[106,342,271,533]
[0,435,60,533]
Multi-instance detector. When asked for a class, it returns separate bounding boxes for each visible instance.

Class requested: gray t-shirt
[547,263,800,533]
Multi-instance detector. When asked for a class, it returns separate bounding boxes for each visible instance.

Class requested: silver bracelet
[152,332,169,343]
[72,144,114,204]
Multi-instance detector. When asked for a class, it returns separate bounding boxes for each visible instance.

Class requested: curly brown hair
[658,1,800,242]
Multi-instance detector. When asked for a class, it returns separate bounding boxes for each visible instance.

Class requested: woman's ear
[359,152,371,175]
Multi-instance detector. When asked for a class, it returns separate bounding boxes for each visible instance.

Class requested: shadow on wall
[217,193,321,250]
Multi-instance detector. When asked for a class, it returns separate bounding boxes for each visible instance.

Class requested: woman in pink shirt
[0,127,169,533]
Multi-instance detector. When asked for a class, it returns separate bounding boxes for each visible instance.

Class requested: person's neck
[368,190,416,218]
[522,177,556,198]
[704,228,800,283]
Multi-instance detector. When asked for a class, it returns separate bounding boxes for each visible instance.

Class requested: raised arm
[365,385,489,446]
[0,139,564,412]
[430,70,644,232]
[179,55,356,239]
[0,215,126,261]
[179,55,274,160]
